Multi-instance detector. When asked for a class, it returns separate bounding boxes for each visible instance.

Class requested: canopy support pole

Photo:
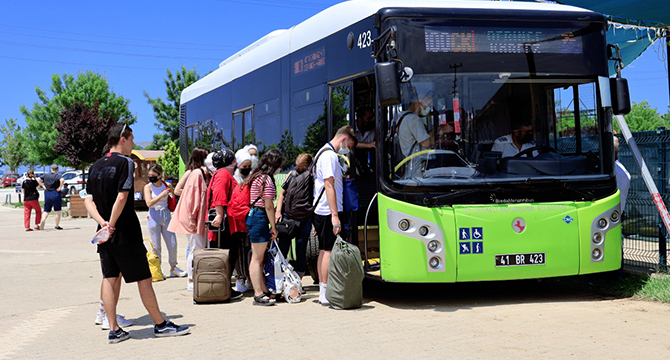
[615,114,670,235]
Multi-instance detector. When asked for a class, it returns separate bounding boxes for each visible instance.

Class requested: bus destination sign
[425,26,582,54]
[294,47,326,75]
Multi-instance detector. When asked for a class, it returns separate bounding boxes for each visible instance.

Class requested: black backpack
[283,147,333,221]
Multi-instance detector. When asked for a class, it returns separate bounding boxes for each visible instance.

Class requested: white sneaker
[187,281,193,292]
[170,266,187,278]
[95,311,105,325]
[236,279,249,292]
[101,314,133,330]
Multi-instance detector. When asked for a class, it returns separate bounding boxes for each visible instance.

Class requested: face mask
[420,104,431,117]
[338,141,350,156]
[148,176,159,184]
[250,155,259,169]
[239,167,251,176]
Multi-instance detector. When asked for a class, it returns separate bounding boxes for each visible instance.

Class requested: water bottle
[91,228,111,245]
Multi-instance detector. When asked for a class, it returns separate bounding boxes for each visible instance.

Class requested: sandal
[253,293,276,306]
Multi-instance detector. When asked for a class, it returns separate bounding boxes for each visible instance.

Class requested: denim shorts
[44,190,62,212]
[246,207,270,243]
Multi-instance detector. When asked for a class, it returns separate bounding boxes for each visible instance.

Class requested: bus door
[329,81,356,242]
[232,106,254,150]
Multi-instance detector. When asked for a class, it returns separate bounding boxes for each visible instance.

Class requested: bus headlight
[419,226,429,237]
[610,210,620,223]
[427,240,439,253]
[592,248,603,260]
[597,218,608,229]
[592,232,604,245]
[398,219,410,231]
[429,257,441,269]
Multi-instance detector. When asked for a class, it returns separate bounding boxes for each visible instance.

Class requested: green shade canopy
[544,1,669,73]
[555,0,670,27]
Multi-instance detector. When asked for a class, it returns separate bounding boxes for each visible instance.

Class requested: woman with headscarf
[244,144,259,169]
[206,149,243,300]
[231,148,254,292]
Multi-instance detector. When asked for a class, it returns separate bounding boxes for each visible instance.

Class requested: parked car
[62,170,86,195]
[2,173,19,187]
[17,171,46,186]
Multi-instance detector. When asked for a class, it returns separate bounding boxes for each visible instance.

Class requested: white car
[62,170,85,194]
[17,171,46,186]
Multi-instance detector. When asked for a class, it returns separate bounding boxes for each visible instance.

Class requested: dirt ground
[1,202,669,359]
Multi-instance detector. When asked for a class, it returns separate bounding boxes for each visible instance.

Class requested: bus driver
[491,121,536,158]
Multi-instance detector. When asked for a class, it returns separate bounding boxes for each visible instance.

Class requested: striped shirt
[250,174,276,208]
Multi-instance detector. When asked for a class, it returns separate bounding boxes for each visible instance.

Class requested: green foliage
[614,101,666,132]
[144,66,201,150]
[302,105,328,157]
[276,130,300,168]
[661,106,670,125]
[157,141,180,178]
[0,118,26,171]
[21,71,135,166]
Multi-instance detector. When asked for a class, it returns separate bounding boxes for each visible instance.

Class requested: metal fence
[618,129,670,272]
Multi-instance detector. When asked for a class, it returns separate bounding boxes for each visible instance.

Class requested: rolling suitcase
[193,226,231,304]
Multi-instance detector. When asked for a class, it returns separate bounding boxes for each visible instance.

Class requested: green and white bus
[180,0,630,282]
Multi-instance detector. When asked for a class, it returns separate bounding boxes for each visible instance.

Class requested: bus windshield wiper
[523,178,595,201]
[423,187,502,206]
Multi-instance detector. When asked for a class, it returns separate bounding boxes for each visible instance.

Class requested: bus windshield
[384,17,610,189]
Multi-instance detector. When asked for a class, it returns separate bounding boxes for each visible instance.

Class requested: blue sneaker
[108,328,130,344]
[154,321,190,337]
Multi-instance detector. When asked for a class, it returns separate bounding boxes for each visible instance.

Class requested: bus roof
[181,0,590,104]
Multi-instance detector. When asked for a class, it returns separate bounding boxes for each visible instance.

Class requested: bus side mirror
[610,78,631,115]
[375,62,401,107]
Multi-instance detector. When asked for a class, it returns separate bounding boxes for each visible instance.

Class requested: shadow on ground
[361,270,650,311]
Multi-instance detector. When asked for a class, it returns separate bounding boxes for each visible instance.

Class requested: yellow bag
[146,241,165,282]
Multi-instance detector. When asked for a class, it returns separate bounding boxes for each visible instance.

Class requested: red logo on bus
[513,218,526,233]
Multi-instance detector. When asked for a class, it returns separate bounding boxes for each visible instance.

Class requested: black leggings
[208,225,239,274]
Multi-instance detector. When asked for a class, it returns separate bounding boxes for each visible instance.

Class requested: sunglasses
[119,122,127,139]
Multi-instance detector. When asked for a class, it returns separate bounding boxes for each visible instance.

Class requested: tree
[144,66,201,150]
[614,101,666,132]
[21,71,135,166]
[54,101,119,170]
[661,105,670,126]
[0,118,26,172]
[157,141,180,179]
[276,130,300,169]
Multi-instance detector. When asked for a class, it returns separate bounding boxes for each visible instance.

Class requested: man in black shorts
[84,123,190,344]
[312,126,357,305]
[39,165,64,230]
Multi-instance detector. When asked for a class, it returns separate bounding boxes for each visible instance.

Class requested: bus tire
[306,228,319,284]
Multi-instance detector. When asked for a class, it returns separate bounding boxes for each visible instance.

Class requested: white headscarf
[244,144,259,169]
[204,153,216,172]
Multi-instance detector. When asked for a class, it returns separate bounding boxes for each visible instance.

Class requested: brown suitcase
[193,226,231,303]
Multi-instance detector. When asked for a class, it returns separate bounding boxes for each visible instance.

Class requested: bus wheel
[306,228,319,284]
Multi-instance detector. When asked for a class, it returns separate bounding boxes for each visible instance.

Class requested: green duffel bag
[325,236,364,309]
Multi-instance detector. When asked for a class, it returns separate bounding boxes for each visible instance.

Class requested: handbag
[206,171,233,232]
[163,181,176,212]
[146,241,165,282]
[276,217,298,238]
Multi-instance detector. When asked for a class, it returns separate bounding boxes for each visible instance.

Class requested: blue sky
[2,0,668,149]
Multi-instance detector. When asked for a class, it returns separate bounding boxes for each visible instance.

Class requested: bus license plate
[495,253,545,267]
